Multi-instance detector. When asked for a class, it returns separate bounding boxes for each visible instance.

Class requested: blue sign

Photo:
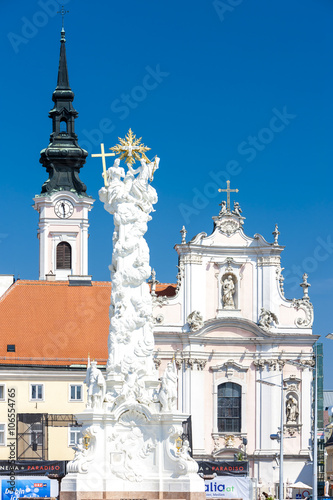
[296,495,302,499]
[2,479,50,500]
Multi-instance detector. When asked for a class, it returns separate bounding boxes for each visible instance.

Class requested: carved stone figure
[118,365,148,404]
[67,437,89,474]
[99,154,160,376]
[175,438,198,475]
[84,361,106,409]
[126,157,159,213]
[286,396,299,423]
[258,308,278,331]
[159,361,177,412]
[232,201,242,216]
[222,275,235,309]
[109,423,156,482]
[187,310,204,331]
[73,438,87,460]
[219,200,227,215]
[224,435,235,448]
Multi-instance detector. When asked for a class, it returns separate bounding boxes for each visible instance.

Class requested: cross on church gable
[218,180,239,212]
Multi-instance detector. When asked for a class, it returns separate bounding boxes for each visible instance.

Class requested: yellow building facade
[0,365,91,462]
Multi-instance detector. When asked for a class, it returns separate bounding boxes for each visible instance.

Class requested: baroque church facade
[0,27,317,498]
[152,202,316,491]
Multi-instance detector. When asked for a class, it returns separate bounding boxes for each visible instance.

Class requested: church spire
[39,26,88,196]
[56,27,70,89]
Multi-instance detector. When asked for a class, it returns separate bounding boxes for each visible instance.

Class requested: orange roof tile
[0,279,176,366]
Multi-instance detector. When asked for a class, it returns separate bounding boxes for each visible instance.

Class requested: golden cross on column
[218,180,239,212]
[91,144,115,187]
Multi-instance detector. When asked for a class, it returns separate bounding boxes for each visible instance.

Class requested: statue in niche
[159,361,177,412]
[120,365,147,403]
[84,361,106,409]
[286,395,299,423]
[222,275,236,309]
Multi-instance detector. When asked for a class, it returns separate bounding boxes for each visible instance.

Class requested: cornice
[0,369,88,381]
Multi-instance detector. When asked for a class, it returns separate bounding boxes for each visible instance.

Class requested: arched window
[218,382,241,432]
[60,119,67,133]
[56,242,71,269]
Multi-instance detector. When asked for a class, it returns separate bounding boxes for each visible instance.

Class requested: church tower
[33,26,94,280]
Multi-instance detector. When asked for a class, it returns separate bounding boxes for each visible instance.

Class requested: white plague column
[60,130,205,500]
[99,139,159,378]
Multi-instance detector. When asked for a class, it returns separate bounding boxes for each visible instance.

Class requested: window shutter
[56,242,72,269]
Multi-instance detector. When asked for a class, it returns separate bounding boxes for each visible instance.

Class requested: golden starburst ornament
[110,129,151,165]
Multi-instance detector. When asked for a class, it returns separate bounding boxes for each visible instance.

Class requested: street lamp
[257,371,284,500]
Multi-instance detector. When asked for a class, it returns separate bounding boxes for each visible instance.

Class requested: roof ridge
[0,355,107,362]
[8,280,111,286]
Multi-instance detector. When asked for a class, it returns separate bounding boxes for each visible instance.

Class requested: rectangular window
[0,424,5,445]
[0,385,5,401]
[30,423,43,447]
[69,427,81,446]
[70,385,82,401]
[30,384,43,401]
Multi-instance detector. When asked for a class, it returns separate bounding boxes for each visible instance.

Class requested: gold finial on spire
[110,129,151,166]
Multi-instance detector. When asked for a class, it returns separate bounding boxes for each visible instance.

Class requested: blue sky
[1,0,333,387]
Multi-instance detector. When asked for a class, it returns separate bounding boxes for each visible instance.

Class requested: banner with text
[1,478,50,500]
[205,476,250,500]
[0,461,65,476]
[198,460,248,476]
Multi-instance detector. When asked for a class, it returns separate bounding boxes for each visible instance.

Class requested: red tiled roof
[0,280,176,366]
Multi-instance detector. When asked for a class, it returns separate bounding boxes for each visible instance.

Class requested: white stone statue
[187,310,204,331]
[119,364,147,403]
[286,396,299,423]
[232,201,242,216]
[99,153,160,378]
[222,275,235,309]
[126,157,159,213]
[73,437,87,460]
[219,200,227,215]
[258,308,279,331]
[84,361,106,409]
[67,437,89,474]
[159,361,177,412]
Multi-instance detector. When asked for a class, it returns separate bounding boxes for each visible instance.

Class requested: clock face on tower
[54,199,74,219]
